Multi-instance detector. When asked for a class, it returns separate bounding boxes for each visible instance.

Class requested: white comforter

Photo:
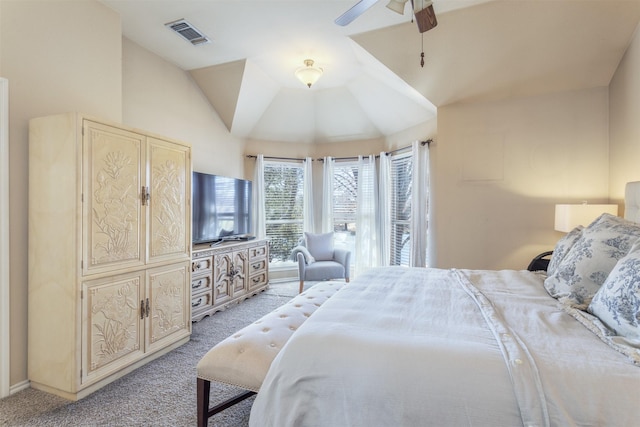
[249,267,640,427]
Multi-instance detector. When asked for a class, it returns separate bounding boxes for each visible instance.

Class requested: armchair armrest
[297,252,307,279]
[333,249,351,280]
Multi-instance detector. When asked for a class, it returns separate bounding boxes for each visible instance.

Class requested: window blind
[390,152,412,266]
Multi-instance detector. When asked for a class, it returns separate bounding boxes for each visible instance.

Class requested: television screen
[192,172,253,244]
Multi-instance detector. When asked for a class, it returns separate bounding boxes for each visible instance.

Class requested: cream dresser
[28,113,192,400]
[191,239,269,321]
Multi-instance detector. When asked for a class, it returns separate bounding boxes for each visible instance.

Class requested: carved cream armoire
[28,113,192,400]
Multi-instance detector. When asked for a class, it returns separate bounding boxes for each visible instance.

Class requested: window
[332,161,358,258]
[263,161,304,266]
[331,158,375,271]
[389,152,412,266]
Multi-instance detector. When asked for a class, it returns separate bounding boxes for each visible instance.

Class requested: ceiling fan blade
[335,0,379,26]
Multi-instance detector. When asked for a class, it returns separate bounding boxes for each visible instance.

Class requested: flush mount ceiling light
[295,59,323,88]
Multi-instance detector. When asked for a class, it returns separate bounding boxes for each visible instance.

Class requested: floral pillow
[547,225,584,276]
[588,242,640,341]
[544,213,640,310]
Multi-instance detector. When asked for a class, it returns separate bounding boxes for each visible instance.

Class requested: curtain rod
[384,139,432,157]
[317,156,361,162]
[317,139,433,161]
[248,139,432,163]
[245,155,311,162]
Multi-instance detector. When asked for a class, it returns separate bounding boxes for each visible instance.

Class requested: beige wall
[433,88,611,270]
[609,25,640,203]
[0,0,122,388]
[122,38,247,179]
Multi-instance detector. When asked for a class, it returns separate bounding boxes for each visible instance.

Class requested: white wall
[433,88,611,270]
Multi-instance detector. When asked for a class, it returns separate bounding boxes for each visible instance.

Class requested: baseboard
[10,379,30,395]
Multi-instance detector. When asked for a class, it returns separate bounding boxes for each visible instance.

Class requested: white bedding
[249,267,640,427]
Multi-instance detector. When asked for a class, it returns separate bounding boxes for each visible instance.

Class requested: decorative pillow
[304,232,334,261]
[547,225,584,276]
[544,213,640,309]
[588,242,640,341]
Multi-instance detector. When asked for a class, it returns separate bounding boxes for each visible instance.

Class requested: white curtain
[377,152,391,267]
[321,156,334,233]
[355,155,378,275]
[252,154,266,239]
[303,157,315,233]
[410,141,430,267]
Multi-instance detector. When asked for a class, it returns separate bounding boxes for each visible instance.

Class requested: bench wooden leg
[197,378,211,427]
[299,280,304,293]
[198,377,256,426]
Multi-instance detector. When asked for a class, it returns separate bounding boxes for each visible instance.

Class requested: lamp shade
[386,0,409,14]
[554,204,618,232]
[295,59,323,88]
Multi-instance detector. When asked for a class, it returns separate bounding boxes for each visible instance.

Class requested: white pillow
[547,225,584,276]
[588,242,640,341]
[544,213,640,309]
[304,232,334,261]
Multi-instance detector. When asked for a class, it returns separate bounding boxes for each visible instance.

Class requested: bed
[249,184,640,427]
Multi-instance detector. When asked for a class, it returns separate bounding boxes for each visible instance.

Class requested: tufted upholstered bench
[196,281,346,427]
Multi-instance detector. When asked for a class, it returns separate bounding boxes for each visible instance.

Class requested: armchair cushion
[303,261,347,282]
[305,232,334,261]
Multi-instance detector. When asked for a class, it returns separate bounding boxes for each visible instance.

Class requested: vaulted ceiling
[100,0,640,143]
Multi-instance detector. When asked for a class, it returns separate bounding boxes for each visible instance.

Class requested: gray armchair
[293,232,351,293]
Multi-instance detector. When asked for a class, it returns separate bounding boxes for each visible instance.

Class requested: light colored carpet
[0,280,308,427]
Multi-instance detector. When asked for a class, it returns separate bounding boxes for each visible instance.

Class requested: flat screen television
[192,171,253,244]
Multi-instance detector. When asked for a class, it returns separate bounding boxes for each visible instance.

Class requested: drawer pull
[252,263,261,269]
[192,279,203,290]
[252,277,261,283]
[192,298,203,308]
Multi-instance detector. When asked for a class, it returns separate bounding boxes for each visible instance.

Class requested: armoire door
[82,120,146,276]
[82,271,145,385]
[145,262,191,353]
[147,137,191,264]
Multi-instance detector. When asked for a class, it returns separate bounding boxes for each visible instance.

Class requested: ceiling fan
[335,0,438,33]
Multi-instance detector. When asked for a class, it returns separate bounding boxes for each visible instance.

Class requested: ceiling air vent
[165,19,210,46]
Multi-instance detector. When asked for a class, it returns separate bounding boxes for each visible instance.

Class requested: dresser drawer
[248,245,267,260]
[191,275,212,293]
[248,259,267,274]
[191,292,212,314]
[248,271,268,290]
[192,257,212,274]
